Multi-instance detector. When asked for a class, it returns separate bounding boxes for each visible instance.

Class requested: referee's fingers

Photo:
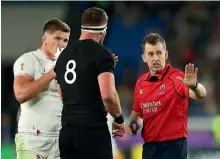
[195,68,198,75]
[129,124,138,135]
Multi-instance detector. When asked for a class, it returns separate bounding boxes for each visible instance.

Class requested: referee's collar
[147,64,171,82]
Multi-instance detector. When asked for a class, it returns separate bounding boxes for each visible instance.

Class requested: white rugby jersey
[107,114,119,156]
[13,49,62,135]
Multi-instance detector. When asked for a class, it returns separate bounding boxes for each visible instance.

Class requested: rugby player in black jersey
[55,7,125,159]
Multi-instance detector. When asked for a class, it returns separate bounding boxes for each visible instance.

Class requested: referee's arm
[130,111,142,122]
[177,63,207,100]
[189,83,206,99]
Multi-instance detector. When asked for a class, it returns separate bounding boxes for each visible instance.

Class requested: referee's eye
[148,52,154,57]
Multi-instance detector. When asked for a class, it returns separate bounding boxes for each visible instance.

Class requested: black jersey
[55,39,115,127]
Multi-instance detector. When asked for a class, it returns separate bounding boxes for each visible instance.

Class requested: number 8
[64,60,76,84]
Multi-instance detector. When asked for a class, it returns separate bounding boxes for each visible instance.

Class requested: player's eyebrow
[55,36,69,42]
[55,36,62,39]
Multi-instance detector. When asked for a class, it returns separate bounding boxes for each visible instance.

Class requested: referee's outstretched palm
[177,63,198,88]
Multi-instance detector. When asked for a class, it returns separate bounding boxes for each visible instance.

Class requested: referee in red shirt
[128,33,207,159]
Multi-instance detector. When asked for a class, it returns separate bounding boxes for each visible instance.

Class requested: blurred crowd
[1,2,220,157]
[92,1,220,120]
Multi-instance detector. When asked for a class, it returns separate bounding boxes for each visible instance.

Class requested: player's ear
[42,35,47,45]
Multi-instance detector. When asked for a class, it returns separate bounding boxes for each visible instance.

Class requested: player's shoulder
[83,39,113,57]
[167,66,184,78]
[81,39,104,49]
[14,50,38,64]
[97,45,113,61]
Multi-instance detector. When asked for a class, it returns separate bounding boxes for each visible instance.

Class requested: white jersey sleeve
[13,53,35,77]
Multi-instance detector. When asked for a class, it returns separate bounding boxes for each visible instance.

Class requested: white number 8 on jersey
[64,60,76,84]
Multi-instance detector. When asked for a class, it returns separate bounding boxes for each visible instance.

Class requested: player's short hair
[142,33,166,52]
[43,19,70,34]
[81,7,108,26]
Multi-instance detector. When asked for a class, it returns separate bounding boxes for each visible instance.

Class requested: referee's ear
[141,54,147,63]
[165,51,168,60]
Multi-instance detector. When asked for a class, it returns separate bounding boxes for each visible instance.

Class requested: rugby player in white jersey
[107,114,120,159]
[13,19,70,159]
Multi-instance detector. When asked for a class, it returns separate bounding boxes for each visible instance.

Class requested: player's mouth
[152,63,161,68]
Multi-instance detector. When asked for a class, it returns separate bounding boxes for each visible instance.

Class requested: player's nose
[59,40,67,48]
[57,42,65,50]
[57,46,64,52]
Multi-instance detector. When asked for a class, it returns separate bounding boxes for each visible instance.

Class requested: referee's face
[142,42,168,75]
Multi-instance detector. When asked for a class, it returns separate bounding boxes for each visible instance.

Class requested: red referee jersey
[133,64,189,142]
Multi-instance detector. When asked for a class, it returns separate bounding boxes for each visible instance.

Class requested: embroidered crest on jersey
[40,68,46,74]
[159,84,166,95]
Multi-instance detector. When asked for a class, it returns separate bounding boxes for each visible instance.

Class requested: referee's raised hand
[177,63,198,88]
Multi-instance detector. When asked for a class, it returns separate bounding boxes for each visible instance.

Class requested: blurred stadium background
[1,1,220,159]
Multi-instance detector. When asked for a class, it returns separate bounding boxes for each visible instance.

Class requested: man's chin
[152,68,162,74]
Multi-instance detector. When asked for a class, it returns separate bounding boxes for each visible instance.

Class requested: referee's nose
[152,54,159,61]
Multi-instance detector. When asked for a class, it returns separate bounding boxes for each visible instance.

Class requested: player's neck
[150,65,166,76]
[79,33,100,43]
[40,45,55,61]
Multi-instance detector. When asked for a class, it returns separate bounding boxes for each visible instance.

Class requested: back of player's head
[43,19,70,34]
[81,7,108,33]
[81,7,108,26]
[142,33,166,52]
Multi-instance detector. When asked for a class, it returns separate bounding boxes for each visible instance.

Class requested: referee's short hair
[43,19,70,34]
[81,7,108,26]
[142,33,166,52]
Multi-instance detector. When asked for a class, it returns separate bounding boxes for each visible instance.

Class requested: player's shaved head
[81,7,108,26]
[43,19,70,35]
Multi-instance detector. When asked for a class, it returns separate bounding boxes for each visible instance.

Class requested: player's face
[99,30,106,44]
[43,30,70,56]
[142,42,168,75]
